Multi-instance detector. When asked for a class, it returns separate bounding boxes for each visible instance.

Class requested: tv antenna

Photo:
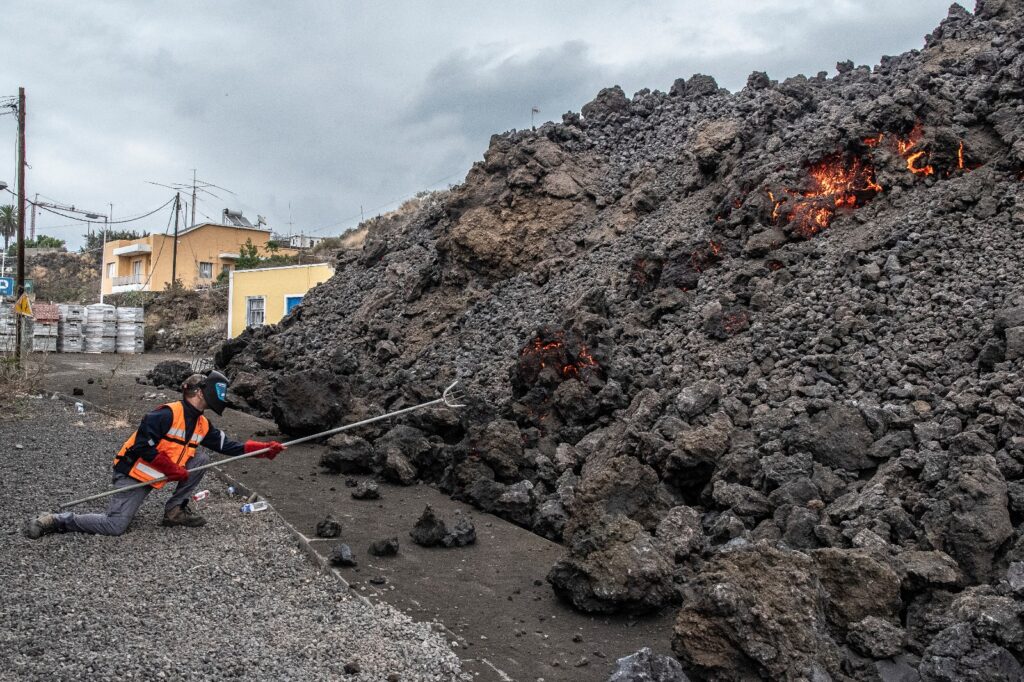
[146,171,234,227]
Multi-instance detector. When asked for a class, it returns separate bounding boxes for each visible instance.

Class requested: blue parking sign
[0,277,13,297]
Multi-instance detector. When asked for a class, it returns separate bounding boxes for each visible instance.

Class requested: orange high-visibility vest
[113,401,210,489]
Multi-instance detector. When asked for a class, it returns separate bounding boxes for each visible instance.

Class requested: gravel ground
[0,397,466,681]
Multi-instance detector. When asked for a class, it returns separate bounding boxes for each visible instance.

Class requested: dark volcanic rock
[320,434,374,475]
[672,543,842,680]
[374,425,433,482]
[380,450,417,486]
[654,505,706,561]
[789,403,874,471]
[351,480,381,500]
[548,514,674,615]
[847,616,906,659]
[329,544,356,567]
[921,454,1013,582]
[445,512,477,547]
[315,514,342,539]
[146,360,193,389]
[271,370,345,436]
[811,548,902,629]
[572,455,670,531]
[919,623,1023,681]
[368,537,400,557]
[409,505,476,548]
[410,505,447,547]
[607,647,690,682]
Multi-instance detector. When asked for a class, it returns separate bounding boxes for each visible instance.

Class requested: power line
[136,201,175,290]
[23,193,175,225]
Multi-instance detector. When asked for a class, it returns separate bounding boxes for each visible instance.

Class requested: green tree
[232,237,297,272]
[235,238,262,269]
[0,205,16,255]
[6,233,65,257]
[81,229,147,254]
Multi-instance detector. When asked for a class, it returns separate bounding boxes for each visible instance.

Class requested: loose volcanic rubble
[217,3,1024,679]
[410,505,477,548]
[144,359,194,389]
[369,537,401,557]
[330,543,358,567]
[315,514,342,538]
[608,647,690,682]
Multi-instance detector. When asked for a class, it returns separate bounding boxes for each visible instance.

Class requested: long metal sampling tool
[59,381,466,510]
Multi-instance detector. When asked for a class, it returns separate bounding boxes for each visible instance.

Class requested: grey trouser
[55,451,209,536]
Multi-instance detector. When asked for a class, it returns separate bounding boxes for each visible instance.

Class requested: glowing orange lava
[690,240,724,271]
[520,337,599,379]
[769,152,882,238]
[894,123,935,176]
[764,125,974,239]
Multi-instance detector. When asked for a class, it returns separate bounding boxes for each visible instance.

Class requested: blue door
[285,295,303,313]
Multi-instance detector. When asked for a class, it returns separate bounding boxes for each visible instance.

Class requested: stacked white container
[32,316,57,353]
[134,316,145,353]
[115,306,143,354]
[0,304,16,353]
[84,303,116,353]
[58,304,85,353]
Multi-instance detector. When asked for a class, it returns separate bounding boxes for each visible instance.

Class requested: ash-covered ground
[214,2,1024,679]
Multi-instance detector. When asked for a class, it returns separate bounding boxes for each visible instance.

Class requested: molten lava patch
[690,240,723,273]
[767,124,977,239]
[513,327,601,392]
[768,152,883,238]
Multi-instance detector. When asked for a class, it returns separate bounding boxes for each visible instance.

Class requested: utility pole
[171,192,180,286]
[191,169,197,228]
[14,87,26,365]
[98,214,109,304]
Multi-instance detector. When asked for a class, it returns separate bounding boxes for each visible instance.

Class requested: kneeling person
[26,371,284,538]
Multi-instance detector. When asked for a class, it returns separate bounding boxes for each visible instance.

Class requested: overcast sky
[1,1,957,250]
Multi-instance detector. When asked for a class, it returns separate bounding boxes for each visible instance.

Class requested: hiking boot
[161,505,206,528]
[24,513,58,539]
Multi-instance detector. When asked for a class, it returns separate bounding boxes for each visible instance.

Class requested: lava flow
[895,123,935,176]
[769,152,883,238]
[861,123,965,177]
[690,240,723,272]
[518,330,599,383]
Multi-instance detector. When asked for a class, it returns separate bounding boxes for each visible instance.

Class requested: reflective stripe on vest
[113,401,210,490]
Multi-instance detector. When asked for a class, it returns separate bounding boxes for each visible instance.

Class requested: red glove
[150,452,190,483]
[245,440,285,460]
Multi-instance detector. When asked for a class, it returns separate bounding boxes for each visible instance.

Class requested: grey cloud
[0,1,956,247]
[404,41,608,136]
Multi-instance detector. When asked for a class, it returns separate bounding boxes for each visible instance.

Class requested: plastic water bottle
[191,490,210,503]
[241,501,268,513]
[75,402,85,414]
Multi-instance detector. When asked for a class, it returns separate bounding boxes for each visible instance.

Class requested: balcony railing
[113,274,143,286]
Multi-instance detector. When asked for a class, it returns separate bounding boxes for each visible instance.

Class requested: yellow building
[227,262,334,338]
[101,220,297,297]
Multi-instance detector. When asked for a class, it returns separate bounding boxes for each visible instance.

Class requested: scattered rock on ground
[409,505,477,548]
[351,480,381,500]
[316,514,342,539]
[607,647,690,681]
[368,537,400,557]
[146,360,193,389]
[329,544,357,567]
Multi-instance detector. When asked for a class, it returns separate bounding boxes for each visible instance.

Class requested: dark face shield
[201,371,230,415]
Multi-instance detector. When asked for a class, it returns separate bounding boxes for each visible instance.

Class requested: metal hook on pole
[59,380,467,510]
